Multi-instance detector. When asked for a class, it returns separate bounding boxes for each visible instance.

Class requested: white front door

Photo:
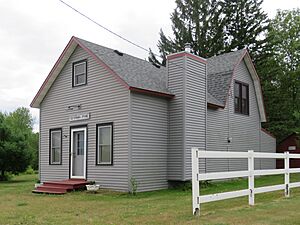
[70,127,87,179]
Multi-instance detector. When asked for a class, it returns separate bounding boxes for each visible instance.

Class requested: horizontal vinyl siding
[260,131,276,169]
[131,93,168,191]
[167,58,184,180]
[206,107,230,173]
[228,60,261,171]
[40,46,129,191]
[206,59,265,173]
[184,58,206,179]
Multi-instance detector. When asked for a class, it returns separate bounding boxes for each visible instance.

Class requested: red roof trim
[261,128,276,139]
[129,87,175,99]
[30,36,77,107]
[167,52,207,64]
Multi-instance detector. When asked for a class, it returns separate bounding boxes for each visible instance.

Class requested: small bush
[130,177,138,195]
[24,166,35,175]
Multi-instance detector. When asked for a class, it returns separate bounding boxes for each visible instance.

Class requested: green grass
[1,174,300,224]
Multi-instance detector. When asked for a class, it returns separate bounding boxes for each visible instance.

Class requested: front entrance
[70,127,87,179]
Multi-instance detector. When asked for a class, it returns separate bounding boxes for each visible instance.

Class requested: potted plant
[34,180,42,188]
[86,181,100,192]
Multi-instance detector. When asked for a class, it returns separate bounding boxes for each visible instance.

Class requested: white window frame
[97,124,113,165]
[73,60,87,87]
[50,129,62,165]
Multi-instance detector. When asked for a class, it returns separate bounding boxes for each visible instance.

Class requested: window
[50,129,62,164]
[96,123,113,165]
[234,81,249,115]
[72,60,87,86]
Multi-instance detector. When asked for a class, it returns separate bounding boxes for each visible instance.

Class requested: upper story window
[50,128,62,165]
[72,60,87,87]
[234,81,249,115]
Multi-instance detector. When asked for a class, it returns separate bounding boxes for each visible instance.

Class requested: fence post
[248,150,255,206]
[192,147,200,216]
[285,151,290,197]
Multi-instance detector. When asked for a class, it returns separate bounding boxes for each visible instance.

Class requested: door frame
[70,126,87,179]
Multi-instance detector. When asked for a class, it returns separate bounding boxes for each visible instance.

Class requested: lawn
[1,174,300,225]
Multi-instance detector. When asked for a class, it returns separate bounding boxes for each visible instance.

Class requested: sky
[0,0,299,132]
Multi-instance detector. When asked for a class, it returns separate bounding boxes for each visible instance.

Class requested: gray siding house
[31,37,276,192]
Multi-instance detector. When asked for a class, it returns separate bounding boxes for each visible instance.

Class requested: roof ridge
[207,49,246,60]
[76,37,166,72]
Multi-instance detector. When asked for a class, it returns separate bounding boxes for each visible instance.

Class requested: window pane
[99,145,111,163]
[242,99,249,115]
[235,97,240,112]
[74,63,85,75]
[97,125,112,164]
[234,83,240,97]
[74,131,84,155]
[51,130,61,164]
[53,147,60,163]
[242,85,247,99]
[52,132,60,148]
[76,74,85,85]
[99,127,111,145]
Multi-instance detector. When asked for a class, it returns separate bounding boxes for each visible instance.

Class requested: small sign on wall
[69,113,90,122]
[288,146,296,151]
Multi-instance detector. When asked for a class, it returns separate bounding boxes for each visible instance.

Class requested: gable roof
[207,50,245,105]
[30,37,266,122]
[30,36,174,108]
[77,38,170,95]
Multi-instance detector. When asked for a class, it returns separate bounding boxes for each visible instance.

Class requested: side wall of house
[40,46,129,191]
[206,59,275,172]
[167,57,184,180]
[130,93,169,191]
[184,57,207,179]
[260,131,276,169]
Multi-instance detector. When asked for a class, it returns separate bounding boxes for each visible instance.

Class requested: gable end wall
[40,46,129,191]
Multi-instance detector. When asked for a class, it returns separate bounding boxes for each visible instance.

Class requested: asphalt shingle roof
[78,38,170,95]
[207,49,246,106]
[79,38,245,106]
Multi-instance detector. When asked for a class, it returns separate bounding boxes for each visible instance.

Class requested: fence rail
[192,148,300,215]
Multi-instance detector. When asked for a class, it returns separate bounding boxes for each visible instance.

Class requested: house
[277,132,300,168]
[30,36,276,192]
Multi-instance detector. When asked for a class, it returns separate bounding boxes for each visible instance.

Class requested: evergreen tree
[157,0,268,63]
[223,0,268,60]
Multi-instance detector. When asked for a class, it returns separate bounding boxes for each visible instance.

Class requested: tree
[257,9,300,141]
[223,0,269,60]
[0,108,36,180]
[156,0,268,64]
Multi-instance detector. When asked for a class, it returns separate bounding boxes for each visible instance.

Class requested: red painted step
[32,189,66,194]
[32,179,90,194]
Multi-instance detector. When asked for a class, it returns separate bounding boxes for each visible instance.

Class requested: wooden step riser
[43,183,75,189]
[37,186,71,192]
[32,190,66,194]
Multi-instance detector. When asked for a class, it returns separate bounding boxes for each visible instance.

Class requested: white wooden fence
[192,148,300,215]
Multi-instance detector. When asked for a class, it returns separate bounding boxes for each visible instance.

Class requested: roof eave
[129,86,174,99]
[207,102,225,109]
[30,36,78,108]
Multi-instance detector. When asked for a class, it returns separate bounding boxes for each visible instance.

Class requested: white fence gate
[192,148,300,215]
